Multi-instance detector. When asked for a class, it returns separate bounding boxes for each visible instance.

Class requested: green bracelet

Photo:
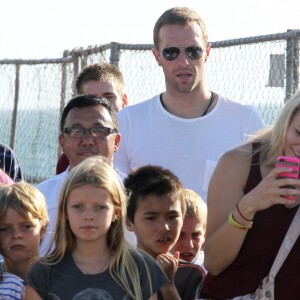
[228,212,253,230]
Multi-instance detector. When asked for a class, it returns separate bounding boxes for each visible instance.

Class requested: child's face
[66,184,118,245]
[126,194,183,258]
[171,215,205,263]
[0,207,44,263]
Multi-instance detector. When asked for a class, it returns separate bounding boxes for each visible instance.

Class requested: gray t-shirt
[26,251,168,299]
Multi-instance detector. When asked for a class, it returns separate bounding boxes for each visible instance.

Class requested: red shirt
[56,153,69,174]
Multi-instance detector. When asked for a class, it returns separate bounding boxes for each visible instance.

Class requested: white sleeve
[243,107,265,142]
[114,110,131,176]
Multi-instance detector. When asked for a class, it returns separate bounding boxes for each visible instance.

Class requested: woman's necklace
[72,253,111,275]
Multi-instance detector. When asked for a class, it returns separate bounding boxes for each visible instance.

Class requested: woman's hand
[240,166,300,216]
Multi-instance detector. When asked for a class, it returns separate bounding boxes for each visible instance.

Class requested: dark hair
[153,7,208,49]
[60,94,118,132]
[124,165,184,222]
[75,63,125,95]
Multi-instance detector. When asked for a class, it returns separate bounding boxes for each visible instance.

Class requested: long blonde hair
[41,155,152,299]
[247,90,300,166]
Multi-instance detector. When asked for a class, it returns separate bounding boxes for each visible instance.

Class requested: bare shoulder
[217,143,252,174]
[206,143,254,233]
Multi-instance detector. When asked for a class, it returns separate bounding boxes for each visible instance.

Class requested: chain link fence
[0,30,299,183]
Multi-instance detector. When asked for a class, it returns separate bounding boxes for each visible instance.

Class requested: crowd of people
[0,5,299,300]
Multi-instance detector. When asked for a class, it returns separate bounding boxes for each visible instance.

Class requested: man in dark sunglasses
[115,7,264,204]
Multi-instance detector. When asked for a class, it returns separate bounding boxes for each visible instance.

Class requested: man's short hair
[60,94,118,132]
[153,7,208,49]
[75,63,125,96]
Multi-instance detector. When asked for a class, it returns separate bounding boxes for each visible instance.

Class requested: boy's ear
[125,217,134,232]
[39,227,46,244]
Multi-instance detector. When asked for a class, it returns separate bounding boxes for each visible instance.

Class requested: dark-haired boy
[124,165,205,300]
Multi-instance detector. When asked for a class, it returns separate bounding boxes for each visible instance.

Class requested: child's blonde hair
[183,189,207,233]
[43,155,153,300]
[0,181,49,236]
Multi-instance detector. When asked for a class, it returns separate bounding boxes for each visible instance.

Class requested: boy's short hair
[183,188,207,232]
[0,181,49,233]
[124,165,185,222]
[75,63,125,96]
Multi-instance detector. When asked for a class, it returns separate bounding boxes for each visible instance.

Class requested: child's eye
[23,224,34,230]
[145,216,156,221]
[192,232,202,240]
[73,204,83,209]
[95,205,106,210]
[168,214,179,220]
[0,227,9,232]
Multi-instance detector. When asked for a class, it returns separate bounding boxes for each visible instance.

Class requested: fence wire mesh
[0,30,299,183]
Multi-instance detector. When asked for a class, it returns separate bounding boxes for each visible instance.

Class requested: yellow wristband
[228,213,253,230]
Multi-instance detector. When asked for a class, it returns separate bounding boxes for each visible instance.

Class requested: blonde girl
[26,156,168,300]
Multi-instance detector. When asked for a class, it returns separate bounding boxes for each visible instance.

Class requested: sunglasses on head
[161,46,204,61]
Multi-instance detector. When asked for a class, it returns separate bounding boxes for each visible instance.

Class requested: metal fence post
[10,64,20,149]
[72,52,80,96]
[57,50,69,159]
[110,42,120,66]
[285,30,300,101]
[293,33,299,93]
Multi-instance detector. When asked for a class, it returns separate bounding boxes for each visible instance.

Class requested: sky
[0,0,299,59]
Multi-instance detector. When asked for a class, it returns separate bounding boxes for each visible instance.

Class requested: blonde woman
[202,90,300,299]
[26,156,168,300]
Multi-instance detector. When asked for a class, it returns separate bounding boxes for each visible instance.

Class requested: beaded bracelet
[236,202,253,222]
[228,212,253,230]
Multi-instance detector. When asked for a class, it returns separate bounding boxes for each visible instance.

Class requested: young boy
[124,165,205,300]
[0,182,49,280]
[171,188,207,270]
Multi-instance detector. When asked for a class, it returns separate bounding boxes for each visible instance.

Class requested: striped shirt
[0,143,23,182]
[0,272,25,300]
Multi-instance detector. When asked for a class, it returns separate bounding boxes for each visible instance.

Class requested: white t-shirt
[114,94,265,202]
[37,169,69,255]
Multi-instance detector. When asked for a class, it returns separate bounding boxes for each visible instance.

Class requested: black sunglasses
[161,46,204,61]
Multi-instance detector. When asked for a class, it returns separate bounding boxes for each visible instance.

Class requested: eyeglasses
[161,46,204,61]
[61,127,117,138]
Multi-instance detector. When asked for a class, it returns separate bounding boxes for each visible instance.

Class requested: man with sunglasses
[114,7,264,202]
[37,94,122,254]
